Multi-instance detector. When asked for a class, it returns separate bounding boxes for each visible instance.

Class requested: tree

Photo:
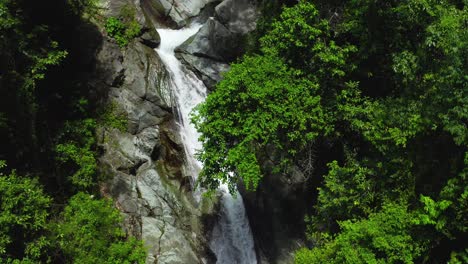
[55,118,98,190]
[193,1,355,191]
[296,204,424,264]
[193,54,330,191]
[0,163,52,262]
[53,192,146,264]
[193,0,467,263]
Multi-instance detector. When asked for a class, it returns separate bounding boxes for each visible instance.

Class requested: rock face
[215,0,257,34]
[91,1,220,263]
[97,39,216,263]
[240,168,310,264]
[176,0,258,89]
[177,18,234,61]
[142,0,218,27]
[240,144,314,264]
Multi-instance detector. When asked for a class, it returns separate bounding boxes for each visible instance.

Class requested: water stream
[156,24,257,264]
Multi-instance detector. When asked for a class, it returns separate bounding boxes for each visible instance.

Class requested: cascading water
[156,25,205,180]
[156,25,257,264]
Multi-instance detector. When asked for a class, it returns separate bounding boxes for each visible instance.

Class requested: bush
[0,167,52,262]
[104,5,141,47]
[55,118,97,189]
[53,192,146,263]
[99,102,128,132]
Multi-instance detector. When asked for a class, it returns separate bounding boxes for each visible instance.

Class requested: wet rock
[177,53,229,89]
[139,32,159,48]
[95,27,215,264]
[139,29,161,48]
[174,1,258,89]
[176,18,235,61]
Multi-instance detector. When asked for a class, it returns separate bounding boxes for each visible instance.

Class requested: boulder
[215,0,258,34]
[174,17,238,89]
[140,31,160,48]
[177,53,229,89]
[176,18,237,62]
[174,1,258,89]
[148,0,217,27]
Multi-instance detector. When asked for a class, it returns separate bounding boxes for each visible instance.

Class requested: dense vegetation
[0,0,144,262]
[1,0,466,262]
[194,0,467,263]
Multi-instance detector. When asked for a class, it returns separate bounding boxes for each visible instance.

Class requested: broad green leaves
[296,204,424,264]
[0,170,51,262]
[193,55,328,190]
[193,1,352,191]
[55,118,97,189]
[53,193,146,263]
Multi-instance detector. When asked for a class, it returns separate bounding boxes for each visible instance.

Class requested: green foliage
[296,204,424,264]
[193,0,466,263]
[55,119,97,189]
[193,54,329,190]
[104,5,141,47]
[53,192,146,263]
[1,1,147,262]
[260,1,356,82]
[314,160,375,226]
[299,0,467,262]
[193,1,358,191]
[1,0,68,166]
[414,156,468,240]
[0,113,6,129]
[0,168,51,262]
[67,0,100,17]
[448,249,468,264]
[99,102,128,132]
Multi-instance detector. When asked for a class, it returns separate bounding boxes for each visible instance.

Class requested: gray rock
[99,0,131,17]
[140,30,161,48]
[178,53,229,89]
[99,0,148,26]
[174,1,258,89]
[215,0,258,34]
[123,42,172,107]
[240,162,309,264]
[177,18,236,62]
[175,18,237,89]
[152,0,217,27]
[94,35,219,264]
[136,167,205,263]
[96,40,124,87]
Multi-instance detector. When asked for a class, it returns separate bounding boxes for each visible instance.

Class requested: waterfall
[155,24,257,264]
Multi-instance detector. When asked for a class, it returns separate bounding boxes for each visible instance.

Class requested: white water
[156,25,257,264]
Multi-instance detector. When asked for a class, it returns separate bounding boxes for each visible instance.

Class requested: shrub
[53,192,146,263]
[104,5,141,47]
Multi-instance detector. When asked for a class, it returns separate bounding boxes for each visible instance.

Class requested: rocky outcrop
[141,0,218,27]
[96,39,217,263]
[89,1,220,263]
[215,0,257,34]
[240,144,314,264]
[177,18,235,61]
[176,52,229,90]
[175,0,258,89]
